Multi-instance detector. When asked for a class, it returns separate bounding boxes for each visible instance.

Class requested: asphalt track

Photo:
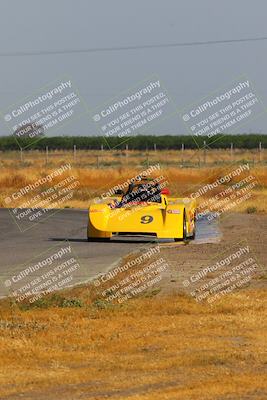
[0,208,221,298]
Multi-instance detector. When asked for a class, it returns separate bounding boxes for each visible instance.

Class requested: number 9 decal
[140,215,153,224]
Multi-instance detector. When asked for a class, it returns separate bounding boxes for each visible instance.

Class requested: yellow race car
[88,179,196,242]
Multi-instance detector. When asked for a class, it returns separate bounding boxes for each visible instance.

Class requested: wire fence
[0,146,265,169]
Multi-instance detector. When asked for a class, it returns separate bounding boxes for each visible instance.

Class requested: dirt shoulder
[157,212,267,295]
[88,212,267,306]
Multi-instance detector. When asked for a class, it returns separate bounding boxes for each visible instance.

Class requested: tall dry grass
[0,150,266,212]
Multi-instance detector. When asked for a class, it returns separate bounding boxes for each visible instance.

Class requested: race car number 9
[140,215,153,224]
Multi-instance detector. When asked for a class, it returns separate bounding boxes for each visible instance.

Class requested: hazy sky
[1,0,267,136]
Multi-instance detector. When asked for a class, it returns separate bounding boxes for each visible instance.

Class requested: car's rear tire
[182,211,187,241]
[174,211,187,242]
[190,211,197,240]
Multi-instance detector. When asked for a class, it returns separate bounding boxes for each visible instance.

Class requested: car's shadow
[49,238,88,243]
[49,237,159,244]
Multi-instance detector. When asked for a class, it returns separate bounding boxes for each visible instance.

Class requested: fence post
[46,146,48,165]
[125,144,128,165]
[181,143,184,167]
[20,148,23,163]
[230,142,233,162]
[154,143,157,152]
[73,145,76,162]
[203,140,206,165]
[146,146,149,167]
[259,142,262,162]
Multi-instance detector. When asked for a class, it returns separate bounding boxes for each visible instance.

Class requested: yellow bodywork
[88,195,197,241]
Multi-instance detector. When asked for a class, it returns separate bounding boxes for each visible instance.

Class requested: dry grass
[0,150,266,213]
[0,150,266,398]
[0,286,266,399]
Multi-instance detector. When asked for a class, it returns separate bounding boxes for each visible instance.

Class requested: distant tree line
[0,134,266,151]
